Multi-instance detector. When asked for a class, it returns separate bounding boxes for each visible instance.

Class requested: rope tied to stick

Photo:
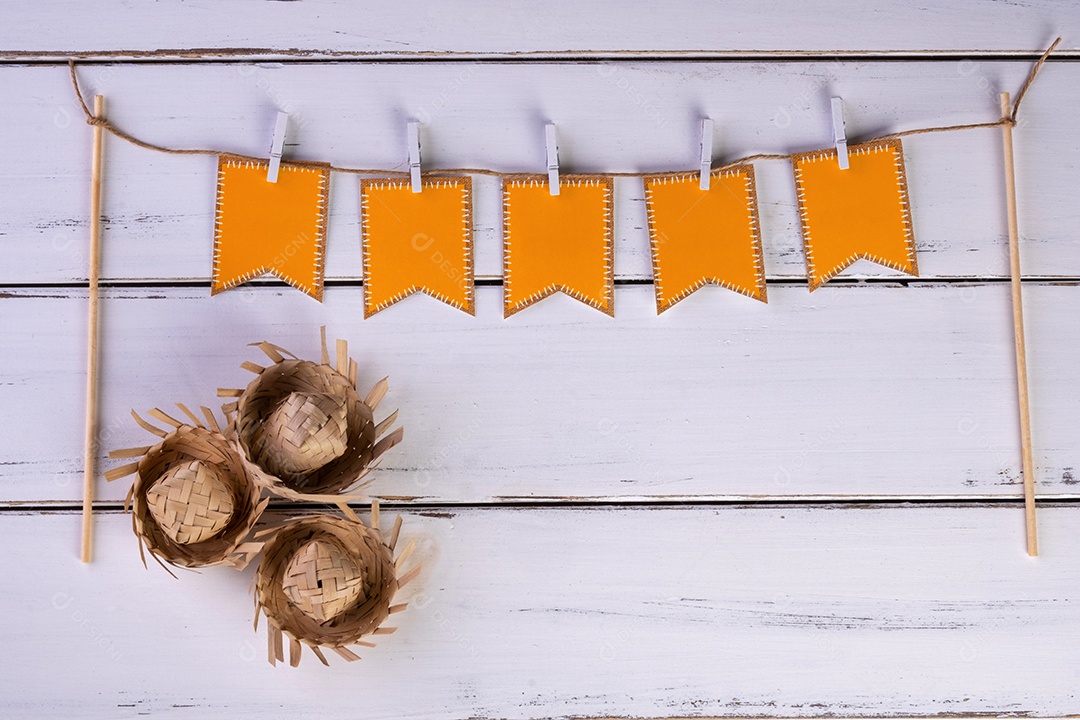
[66,37,1060,176]
[1009,37,1060,122]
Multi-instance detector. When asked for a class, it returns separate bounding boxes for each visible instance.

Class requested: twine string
[1009,36,1060,122]
[67,38,1059,178]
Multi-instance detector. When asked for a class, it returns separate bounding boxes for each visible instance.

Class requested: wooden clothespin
[545,123,560,196]
[830,97,849,170]
[267,111,288,183]
[699,118,714,190]
[407,121,422,193]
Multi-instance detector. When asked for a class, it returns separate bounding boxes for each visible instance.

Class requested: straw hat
[106,406,267,571]
[253,504,420,666]
[220,331,403,500]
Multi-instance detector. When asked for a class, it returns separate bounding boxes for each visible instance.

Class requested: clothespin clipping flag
[644,166,767,312]
[792,138,918,290]
[212,155,330,301]
[502,176,614,317]
[360,177,474,317]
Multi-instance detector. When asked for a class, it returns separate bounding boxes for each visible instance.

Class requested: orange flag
[212,155,330,300]
[503,176,613,317]
[644,166,766,312]
[360,177,474,317]
[792,138,918,290]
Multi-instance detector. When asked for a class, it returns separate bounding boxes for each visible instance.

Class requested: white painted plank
[1,505,1076,718]
[1,1,1077,59]
[4,60,1078,284]
[4,283,1078,504]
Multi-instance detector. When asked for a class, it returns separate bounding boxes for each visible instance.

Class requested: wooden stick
[999,92,1038,557]
[81,95,105,564]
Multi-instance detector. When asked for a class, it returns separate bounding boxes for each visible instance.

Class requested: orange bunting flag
[360,177,474,317]
[503,176,614,317]
[212,155,330,300]
[644,166,766,312]
[792,138,918,291]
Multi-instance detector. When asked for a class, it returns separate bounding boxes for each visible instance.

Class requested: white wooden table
[1,3,1078,717]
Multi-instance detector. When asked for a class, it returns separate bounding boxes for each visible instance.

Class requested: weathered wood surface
[3,3,1079,717]
[2,284,1077,504]
[0,1,1076,59]
[0,506,1075,719]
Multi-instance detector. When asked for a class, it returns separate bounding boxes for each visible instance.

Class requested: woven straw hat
[106,405,267,571]
[254,503,420,666]
[220,331,403,500]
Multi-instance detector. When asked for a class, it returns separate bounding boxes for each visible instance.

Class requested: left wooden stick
[81,95,105,563]
[999,92,1038,557]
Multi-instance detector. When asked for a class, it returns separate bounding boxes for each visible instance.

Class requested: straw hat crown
[282,538,364,622]
[146,459,236,545]
[105,406,267,570]
[221,334,403,500]
[255,509,421,667]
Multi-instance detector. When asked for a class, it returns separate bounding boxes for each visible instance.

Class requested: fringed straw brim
[220,333,403,500]
[106,406,267,570]
[253,504,420,667]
